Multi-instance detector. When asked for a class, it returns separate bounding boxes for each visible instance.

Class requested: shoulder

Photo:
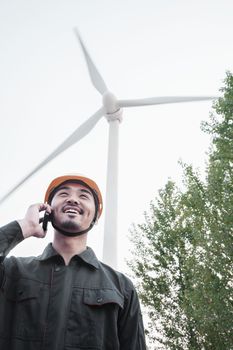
[3,255,37,275]
[97,260,136,294]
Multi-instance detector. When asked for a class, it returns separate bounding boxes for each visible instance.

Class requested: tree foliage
[129,72,233,349]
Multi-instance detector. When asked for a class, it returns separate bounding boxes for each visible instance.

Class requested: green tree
[129,72,233,349]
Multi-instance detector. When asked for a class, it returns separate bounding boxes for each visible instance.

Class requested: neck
[52,230,87,266]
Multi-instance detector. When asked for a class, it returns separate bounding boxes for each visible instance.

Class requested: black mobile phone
[39,212,51,231]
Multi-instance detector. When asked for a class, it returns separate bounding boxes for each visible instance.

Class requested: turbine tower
[0,29,217,268]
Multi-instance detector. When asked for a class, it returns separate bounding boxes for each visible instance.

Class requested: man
[0,174,146,350]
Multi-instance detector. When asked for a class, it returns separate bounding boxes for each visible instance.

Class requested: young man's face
[51,182,96,234]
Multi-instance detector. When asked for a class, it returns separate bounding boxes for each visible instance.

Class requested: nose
[66,197,80,205]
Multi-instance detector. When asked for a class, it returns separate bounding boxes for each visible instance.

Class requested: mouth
[62,206,84,215]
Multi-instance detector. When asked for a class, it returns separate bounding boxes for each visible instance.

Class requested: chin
[60,220,81,232]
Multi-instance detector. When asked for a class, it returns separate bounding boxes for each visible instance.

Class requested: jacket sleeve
[0,221,24,286]
[118,283,147,349]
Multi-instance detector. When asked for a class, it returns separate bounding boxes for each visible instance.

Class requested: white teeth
[65,209,78,214]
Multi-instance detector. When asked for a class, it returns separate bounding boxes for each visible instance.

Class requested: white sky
[0,0,232,271]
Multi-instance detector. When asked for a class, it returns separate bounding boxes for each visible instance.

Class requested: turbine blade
[74,28,108,95]
[118,96,218,108]
[0,107,104,205]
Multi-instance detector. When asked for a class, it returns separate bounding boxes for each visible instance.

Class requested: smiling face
[50,182,96,234]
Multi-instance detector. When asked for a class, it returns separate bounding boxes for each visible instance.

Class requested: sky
[0,0,232,271]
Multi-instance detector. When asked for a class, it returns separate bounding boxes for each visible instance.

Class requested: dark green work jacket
[0,221,146,350]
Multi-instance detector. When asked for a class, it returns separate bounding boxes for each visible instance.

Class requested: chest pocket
[5,281,40,302]
[66,288,124,349]
[0,278,48,340]
[83,288,124,308]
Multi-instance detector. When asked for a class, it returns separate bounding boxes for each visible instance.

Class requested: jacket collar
[36,243,100,269]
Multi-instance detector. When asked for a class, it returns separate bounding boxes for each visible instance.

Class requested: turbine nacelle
[102,91,123,122]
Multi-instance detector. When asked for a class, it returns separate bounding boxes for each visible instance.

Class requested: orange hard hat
[44,174,103,218]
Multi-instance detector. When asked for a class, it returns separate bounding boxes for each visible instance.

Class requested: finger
[44,204,52,214]
[38,203,49,212]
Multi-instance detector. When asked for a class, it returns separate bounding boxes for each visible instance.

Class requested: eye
[58,191,69,196]
[80,194,88,199]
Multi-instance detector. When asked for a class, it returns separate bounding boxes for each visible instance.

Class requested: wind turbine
[0,29,217,268]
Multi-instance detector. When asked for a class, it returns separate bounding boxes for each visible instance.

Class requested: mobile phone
[39,211,51,231]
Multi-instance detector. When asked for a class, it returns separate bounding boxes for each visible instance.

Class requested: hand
[18,203,52,239]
